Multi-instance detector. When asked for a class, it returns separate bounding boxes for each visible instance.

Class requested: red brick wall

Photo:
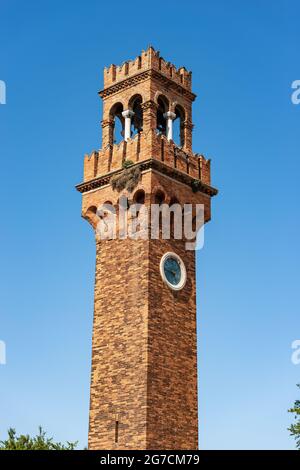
[88,237,149,450]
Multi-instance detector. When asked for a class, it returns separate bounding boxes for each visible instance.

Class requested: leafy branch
[0,427,78,450]
[288,384,300,450]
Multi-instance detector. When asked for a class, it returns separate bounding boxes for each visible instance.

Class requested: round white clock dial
[160,252,187,291]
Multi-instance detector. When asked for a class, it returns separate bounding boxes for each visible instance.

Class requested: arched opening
[130,189,147,236]
[173,105,185,147]
[110,102,124,144]
[154,189,165,205]
[129,95,143,137]
[85,206,99,229]
[156,96,169,136]
[98,201,114,219]
[96,202,116,240]
[133,189,145,205]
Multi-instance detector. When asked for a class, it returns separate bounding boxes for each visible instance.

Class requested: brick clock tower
[76,47,217,450]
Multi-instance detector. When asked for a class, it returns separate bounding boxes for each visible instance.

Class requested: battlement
[103,46,192,91]
[82,131,211,187]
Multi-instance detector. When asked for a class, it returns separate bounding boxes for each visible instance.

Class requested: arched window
[156,96,169,136]
[133,189,145,205]
[173,105,185,147]
[132,189,146,219]
[96,201,116,240]
[85,206,99,229]
[129,95,143,137]
[154,189,165,205]
[110,103,124,144]
[98,201,114,219]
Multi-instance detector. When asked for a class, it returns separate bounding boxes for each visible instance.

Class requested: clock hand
[165,267,176,275]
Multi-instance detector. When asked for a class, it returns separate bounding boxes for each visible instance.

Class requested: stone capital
[163,111,176,120]
[122,109,135,119]
[141,100,157,111]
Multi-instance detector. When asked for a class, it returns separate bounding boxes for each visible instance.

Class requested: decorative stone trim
[99,70,196,102]
[76,158,218,197]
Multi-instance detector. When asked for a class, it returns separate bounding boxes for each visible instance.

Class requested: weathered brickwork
[89,237,149,450]
[146,172,198,449]
[77,48,217,450]
[147,238,197,449]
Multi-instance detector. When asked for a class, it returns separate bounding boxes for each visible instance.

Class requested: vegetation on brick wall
[110,161,141,193]
[0,427,78,450]
[288,384,300,449]
[122,159,134,169]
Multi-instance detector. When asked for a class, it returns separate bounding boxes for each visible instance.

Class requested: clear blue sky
[0,0,299,450]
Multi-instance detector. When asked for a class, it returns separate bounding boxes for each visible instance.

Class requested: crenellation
[199,156,211,185]
[84,151,99,181]
[103,46,192,91]
[83,133,212,186]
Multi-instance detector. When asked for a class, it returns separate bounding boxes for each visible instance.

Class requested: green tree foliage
[288,384,300,450]
[0,427,77,450]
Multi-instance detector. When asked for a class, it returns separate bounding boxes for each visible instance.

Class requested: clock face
[164,257,181,286]
[160,252,187,291]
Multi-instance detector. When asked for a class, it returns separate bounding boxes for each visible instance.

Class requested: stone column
[163,111,176,141]
[122,110,135,141]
